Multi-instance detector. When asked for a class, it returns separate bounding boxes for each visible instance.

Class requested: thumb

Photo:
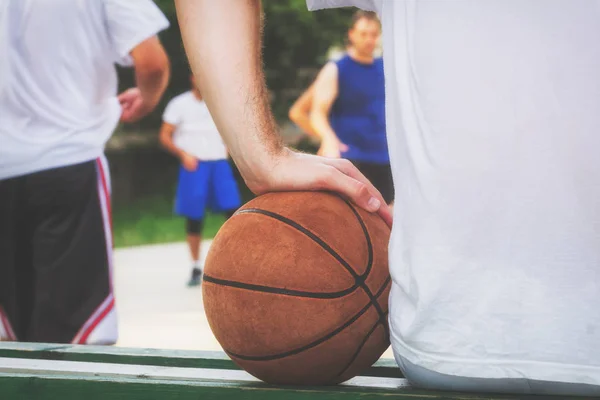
[326,167,382,213]
[339,142,349,152]
[118,88,137,103]
[118,93,132,105]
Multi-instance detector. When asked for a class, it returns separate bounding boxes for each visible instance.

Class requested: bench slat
[0,357,523,400]
[0,342,401,378]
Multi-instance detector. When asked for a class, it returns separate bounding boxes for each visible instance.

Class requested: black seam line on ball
[238,205,388,336]
[340,201,386,318]
[225,276,391,362]
[236,208,370,281]
[334,318,382,379]
[202,274,359,299]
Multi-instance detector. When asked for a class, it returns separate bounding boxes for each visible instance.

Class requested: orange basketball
[202,191,391,385]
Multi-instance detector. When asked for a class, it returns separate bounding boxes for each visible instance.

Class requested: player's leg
[15,159,117,344]
[351,160,394,205]
[373,162,394,207]
[210,159,242,218]
[174,163,209,286]
[185,217,204,286]
[0,176,30,342]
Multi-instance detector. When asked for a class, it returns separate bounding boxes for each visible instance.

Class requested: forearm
[176,0,283,190]
[137,70,168,112]
[134,40,170,112]
[310,111,338,141]
[290,109,319,138]
[159,135,185,159]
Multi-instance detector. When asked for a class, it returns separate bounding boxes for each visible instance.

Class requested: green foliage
[262,0,353,119]
[112,196,227,248]
[152,0,176,18]
[119,0,354,131]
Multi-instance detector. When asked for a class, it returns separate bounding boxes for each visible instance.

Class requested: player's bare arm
[175,0,392,227]
[310,62,348,158]
[119,36,170,123]
[158,122,198,171]
[288,83,319,138]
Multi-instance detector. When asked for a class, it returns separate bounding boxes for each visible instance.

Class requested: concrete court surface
[113,240,395,359]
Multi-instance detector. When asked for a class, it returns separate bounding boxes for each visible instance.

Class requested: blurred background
[107,1,391,358]
[109,1,360,249]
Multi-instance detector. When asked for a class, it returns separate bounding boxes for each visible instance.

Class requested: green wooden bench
[0,342,561,399]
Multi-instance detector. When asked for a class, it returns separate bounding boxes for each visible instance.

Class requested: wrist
[234,145,288,195]
[321,131,339,143]
[141,97,159,117]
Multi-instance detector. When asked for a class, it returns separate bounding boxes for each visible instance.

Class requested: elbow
[309,113,319,131]
[131,37,171,88]
[137,47,171,88]
[158,132,169,149]
[288,107,300,124]
[144,57,170,84]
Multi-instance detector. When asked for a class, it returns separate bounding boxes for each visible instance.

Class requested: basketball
[202,191,391,385]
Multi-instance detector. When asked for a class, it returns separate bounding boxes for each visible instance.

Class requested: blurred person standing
[159,73,242,287]
[289,11,393,205]
[0,0,170,344]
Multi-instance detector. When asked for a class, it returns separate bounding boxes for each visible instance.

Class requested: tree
[262,1,354,118]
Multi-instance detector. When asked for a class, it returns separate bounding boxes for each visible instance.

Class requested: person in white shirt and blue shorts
[160,73,242,287]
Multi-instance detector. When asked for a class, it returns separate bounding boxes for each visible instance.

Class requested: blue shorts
[174,159,242,220]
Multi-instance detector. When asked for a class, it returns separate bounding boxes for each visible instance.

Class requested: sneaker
[187,267,203,287]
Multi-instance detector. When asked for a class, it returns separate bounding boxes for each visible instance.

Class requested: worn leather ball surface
[202,191,391,385]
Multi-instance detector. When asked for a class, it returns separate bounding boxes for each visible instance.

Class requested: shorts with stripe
[0,158,117,344]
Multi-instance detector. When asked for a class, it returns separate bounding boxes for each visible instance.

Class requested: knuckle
[337,158,351,167]
[355,182,370,198]
[316,166,338,188]
[337,159,353,172]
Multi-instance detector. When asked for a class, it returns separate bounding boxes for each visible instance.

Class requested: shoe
[187,267,203,287]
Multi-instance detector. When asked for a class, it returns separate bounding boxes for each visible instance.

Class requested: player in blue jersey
[289,11,393,204]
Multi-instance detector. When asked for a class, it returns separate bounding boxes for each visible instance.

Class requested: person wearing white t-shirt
[160,73,242,287]
[0,0,170,345]
[175,0,600,395]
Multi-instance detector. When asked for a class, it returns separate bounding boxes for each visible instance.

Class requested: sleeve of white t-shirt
[103,0,170,64]
[306,0,381,13]
[162,97,182,126]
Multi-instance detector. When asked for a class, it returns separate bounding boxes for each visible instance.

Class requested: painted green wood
[0,374,526,400]
[0,343,235,370]
[0,342,402,378]
[0,356,570,400]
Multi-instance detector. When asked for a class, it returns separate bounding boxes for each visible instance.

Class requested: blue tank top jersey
[330,55,389,164]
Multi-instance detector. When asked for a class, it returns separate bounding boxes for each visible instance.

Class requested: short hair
[349,10,380,29]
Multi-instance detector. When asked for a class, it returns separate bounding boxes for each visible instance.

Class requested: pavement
[112,240,395,359]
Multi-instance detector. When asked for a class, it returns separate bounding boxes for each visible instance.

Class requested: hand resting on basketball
[175,0,392,228]
[251,149,391,227]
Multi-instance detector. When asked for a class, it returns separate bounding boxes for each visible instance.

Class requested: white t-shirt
[162,91,228,161]
[0,0,169,180]
[309,0,600,386]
